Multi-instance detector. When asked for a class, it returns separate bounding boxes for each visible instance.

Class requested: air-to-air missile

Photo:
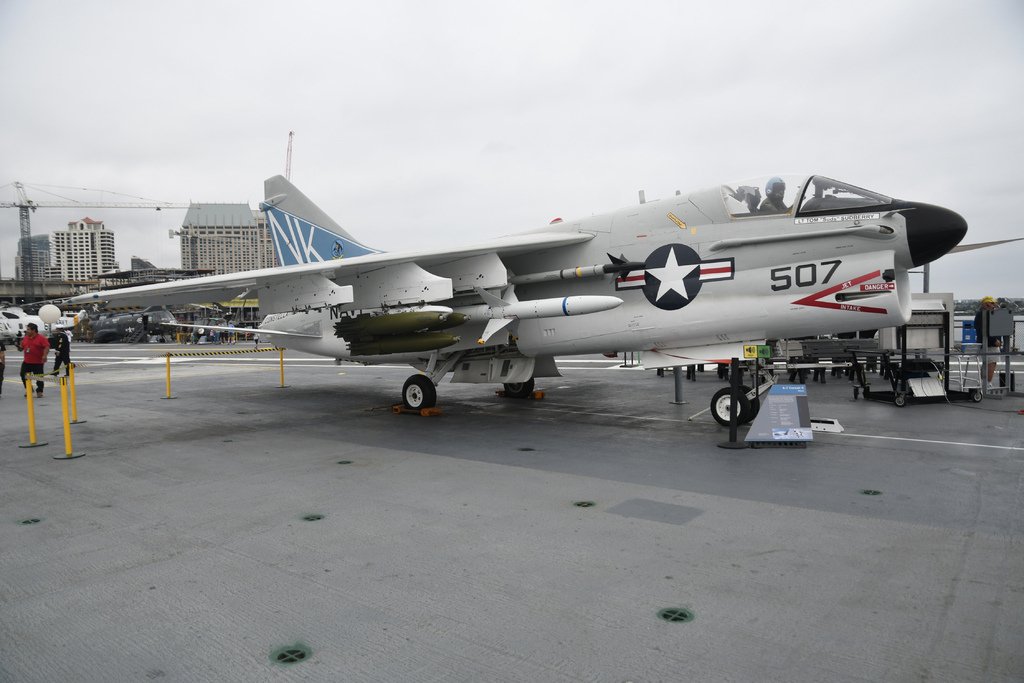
[455,295,623,321]
[507,261,645,285]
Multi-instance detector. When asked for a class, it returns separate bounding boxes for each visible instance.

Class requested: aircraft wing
[67,232,593,308]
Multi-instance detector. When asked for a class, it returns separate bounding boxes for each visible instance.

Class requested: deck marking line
[834,432,1023,452]
[531,406,686,423]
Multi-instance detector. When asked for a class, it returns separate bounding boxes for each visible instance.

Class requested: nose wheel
[402,375,437,410]
[710,385,759,426]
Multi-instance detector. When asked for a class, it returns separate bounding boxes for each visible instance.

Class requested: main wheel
[893,393,907,407]
[711,387,752,427]
[743,386,761,422]
[502,378,535,399]
[969,389,983,403]
[402,375,437,410]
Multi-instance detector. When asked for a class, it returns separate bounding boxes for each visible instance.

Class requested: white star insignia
[646,248,699,301]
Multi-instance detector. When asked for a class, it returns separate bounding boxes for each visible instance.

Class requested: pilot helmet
[766,176,786,194]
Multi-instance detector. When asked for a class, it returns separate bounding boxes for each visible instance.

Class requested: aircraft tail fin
[261,175,382,266]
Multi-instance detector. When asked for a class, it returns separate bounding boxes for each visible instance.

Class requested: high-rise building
[16,234,51,281]
[47,218,119,281]
[130,256,159,270]
[178,204,276,275]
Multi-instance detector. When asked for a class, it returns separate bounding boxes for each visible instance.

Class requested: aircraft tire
[711,387,752,427]
[402,375,437,410]
[502,378,535,399]
[969,389,983,403]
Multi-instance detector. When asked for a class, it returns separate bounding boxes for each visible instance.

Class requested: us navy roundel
[642,244,703,309]
[637,244,735,310]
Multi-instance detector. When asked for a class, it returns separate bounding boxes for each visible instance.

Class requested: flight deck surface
[1,345,1021,682]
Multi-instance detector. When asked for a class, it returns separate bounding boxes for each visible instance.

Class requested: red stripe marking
[791,270,888,314]
[700,266,732,275]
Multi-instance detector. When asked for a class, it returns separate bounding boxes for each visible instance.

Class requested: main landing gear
[402,375,437,410]
[400,375,538,409]
[501,378,535,399]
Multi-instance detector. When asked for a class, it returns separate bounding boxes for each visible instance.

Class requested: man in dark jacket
[51,329,71,376]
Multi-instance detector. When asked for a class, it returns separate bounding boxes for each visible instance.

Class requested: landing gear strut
[402,375,437,410]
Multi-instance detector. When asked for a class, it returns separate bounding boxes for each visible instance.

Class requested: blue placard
[768,384,807,396]
[745,383,813,444]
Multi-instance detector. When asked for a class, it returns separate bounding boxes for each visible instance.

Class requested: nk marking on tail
[263,206,379,265]
[260,175,381,266]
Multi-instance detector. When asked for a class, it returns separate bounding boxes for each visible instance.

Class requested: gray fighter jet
[69,173,967,418]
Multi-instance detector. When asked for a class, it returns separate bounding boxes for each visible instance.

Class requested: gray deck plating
[1,345,1021,682]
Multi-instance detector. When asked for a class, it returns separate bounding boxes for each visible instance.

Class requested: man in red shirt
[19,322,50,398]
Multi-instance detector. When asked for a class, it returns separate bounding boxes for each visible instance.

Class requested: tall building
[15,234,51,281]
[47,218,119,281]
[130,256,159,270]
[178,204,276,275]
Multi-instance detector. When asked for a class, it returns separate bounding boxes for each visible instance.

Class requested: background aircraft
[76,307,176,343]
[0,306,51,343]
[69,173,966,421]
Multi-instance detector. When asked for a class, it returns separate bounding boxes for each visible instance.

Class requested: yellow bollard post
[68,363,86,424]
[161,352,177,399]
[277,347,288,388]
[19,379,48,448]
[54,376,84,459]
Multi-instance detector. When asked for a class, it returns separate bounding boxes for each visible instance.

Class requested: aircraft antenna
[285,131,294,181]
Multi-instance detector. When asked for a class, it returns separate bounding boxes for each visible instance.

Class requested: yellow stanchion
[160,348,286,395]
[162,353,176,399]
[68,363,86,424]
[54,376,85,459]
[277,347,289,389]
[19,379,48,449]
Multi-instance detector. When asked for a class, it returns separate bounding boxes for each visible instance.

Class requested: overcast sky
[1,0,1022,299]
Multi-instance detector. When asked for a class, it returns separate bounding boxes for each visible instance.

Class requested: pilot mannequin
[759,177,789,214]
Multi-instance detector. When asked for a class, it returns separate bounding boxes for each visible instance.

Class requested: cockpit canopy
[721,175,893,219]
[797,176,892,214]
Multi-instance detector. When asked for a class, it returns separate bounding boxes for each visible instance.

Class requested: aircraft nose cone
[905,203,967,267]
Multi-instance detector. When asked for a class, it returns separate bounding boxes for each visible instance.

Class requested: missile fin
[477,318,514,345]
[474,287,508,308]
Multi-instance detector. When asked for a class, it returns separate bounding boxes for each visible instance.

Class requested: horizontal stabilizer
[171,323,321,338]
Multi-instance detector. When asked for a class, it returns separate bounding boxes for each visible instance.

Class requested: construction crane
[285,131,295,181]
[1,181,190,299]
